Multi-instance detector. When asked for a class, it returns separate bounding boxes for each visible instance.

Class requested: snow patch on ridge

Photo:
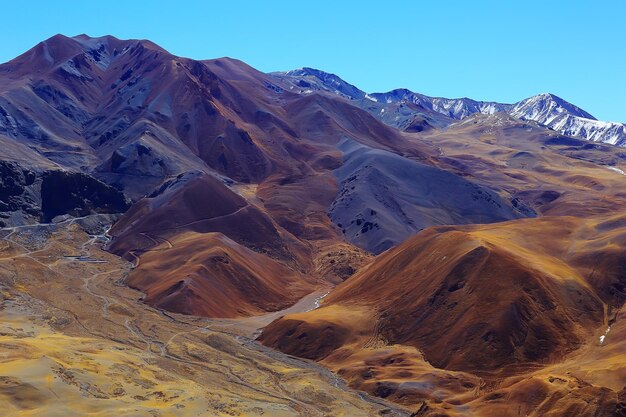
[606,166,626,176]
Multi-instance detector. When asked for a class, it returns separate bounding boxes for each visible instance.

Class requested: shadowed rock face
[0,161,39,225]
[0,161,128,225]
[40,171,130,222]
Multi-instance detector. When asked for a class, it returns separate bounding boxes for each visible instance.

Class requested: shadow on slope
[329,139,535,254]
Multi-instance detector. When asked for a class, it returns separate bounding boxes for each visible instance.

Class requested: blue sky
[1,1,624,122]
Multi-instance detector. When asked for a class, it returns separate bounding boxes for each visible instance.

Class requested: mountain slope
[329,139,534,254]
[261,214,626,414]
[126,231,314,317]
[107,171,310,268]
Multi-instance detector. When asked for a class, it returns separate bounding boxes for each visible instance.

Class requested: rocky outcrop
[0,161,130,226]
[40,170,130,222]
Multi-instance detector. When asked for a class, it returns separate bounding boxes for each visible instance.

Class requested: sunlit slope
[422,113,626,217]
[127,231,314,317]
[261,214,626,415]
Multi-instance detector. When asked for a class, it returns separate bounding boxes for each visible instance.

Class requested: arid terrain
[0,34,625,416]
[0,217,407,416]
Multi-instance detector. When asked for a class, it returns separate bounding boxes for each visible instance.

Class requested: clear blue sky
[1,1,624,122]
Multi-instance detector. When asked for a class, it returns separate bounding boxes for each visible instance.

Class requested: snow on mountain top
[512,93,596,121]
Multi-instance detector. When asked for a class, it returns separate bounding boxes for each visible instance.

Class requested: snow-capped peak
[511,93,596,122]
[510,93,626,146]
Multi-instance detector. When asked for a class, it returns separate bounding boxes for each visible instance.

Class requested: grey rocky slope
[329,139,535,254]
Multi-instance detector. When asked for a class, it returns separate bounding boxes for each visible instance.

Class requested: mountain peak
[273,67,365,100]
[0,34,85,74]
[73,33,120,42]
[0,34,172,78]
[507,92,626,145]
[520,92,596,120]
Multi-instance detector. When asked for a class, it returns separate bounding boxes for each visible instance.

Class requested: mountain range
[274,67,626,145]
[1,34,625,417]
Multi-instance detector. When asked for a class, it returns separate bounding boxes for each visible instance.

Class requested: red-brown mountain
[261,214,626,415]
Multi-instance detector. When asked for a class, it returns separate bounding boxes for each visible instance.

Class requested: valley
[0,217,408,416]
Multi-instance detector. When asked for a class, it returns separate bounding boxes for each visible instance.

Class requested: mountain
[258,106,626,414]
[511,92,595,120]
[274,69,626,145]
[0,33,540,321]
[271,67,511,120]
[125,231,314,317]
[510,93,626,146]
[261,214,626,414]
[273,67,367,100]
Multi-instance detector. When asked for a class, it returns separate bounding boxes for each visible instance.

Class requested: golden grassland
[0,222,407,417]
